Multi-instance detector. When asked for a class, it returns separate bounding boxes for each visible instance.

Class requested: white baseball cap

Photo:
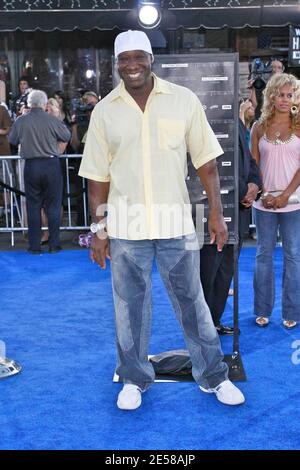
[114,30,153,58]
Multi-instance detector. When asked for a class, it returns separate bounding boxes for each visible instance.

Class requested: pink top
[253,134,300,212]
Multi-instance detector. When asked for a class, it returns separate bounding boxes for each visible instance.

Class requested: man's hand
[241,182,260,208]
[90,233,111,269]
[208,211,228,252]
[87,180,110,268]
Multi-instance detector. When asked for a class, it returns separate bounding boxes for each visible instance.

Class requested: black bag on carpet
[150,349,192,376]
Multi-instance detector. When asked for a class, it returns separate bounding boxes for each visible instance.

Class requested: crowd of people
[1,30,300,407]
[0,77,100,247]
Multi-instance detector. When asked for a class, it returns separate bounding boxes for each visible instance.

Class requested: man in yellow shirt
[79,30,245,410]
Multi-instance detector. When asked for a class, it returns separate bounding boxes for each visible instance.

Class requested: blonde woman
[251,73,300,329]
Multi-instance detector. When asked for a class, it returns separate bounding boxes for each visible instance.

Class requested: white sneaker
[117,384,142,410]
[199,379,245,406]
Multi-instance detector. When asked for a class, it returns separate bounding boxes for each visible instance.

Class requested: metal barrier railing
[1,155,260,248]
[0,155,89,246]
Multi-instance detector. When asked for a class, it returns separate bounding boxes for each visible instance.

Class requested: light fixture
[85,69,94,79]
[138,2,161,29]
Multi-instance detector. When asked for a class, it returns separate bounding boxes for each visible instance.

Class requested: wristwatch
[90,221,106,234]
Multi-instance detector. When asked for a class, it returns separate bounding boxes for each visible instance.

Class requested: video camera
[249,58,273,90]
[71,98,94,128]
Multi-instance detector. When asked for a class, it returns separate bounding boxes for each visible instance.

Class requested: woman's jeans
[254,208,300,321]
[110,234,228,391]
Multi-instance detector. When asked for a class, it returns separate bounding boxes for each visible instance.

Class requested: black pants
[24,158,63,250]
[200,210,248,326]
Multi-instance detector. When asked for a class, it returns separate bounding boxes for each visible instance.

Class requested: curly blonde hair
[260,73,300,130]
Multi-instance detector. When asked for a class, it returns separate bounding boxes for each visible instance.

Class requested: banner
[289,25,300,67]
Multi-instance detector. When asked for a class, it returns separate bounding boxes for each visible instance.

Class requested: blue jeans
[110,234,228,391]
[254,208,300,321]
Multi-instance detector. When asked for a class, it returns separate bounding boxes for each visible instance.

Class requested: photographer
[11,76,31,120]
[82,91,99,107]
[271,59,284,75]
[248,58,284,119]
[70,91,99,153]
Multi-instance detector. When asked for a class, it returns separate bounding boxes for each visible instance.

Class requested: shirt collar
[108,73,174,103]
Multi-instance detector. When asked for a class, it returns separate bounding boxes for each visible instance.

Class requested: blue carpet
[0,247,300,450]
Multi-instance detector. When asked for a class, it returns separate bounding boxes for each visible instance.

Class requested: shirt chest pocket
[157,118,185,150]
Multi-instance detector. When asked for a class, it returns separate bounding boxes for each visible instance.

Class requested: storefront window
[21,52,60,96]
[0,52,11,104]
[98,48,114,99]
[62,48,97,105]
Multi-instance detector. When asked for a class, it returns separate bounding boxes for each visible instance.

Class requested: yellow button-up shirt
[79,74,223,240]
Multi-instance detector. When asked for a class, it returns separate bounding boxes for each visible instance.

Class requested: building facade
[0,1,299,104]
